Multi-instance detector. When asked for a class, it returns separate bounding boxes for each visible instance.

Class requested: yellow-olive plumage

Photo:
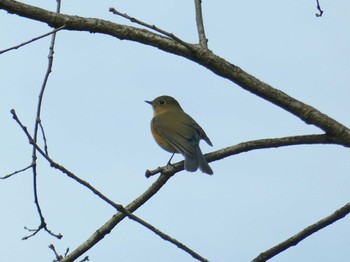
[146,95,213,175]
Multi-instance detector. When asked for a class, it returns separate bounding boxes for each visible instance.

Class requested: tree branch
[1,0,349,144]
[63,133,346,261]
[315,0,324,17]
[252,202,350,262]
[146,134,345,177]
[194,0,208,48]
[10,109,209,262]
[49,244,64,261]
[21,0,63,241]
[9,110,349,260]
[2,1,349,261]
[1,164,33,179]
[13,104,345,261]
[109,7,195,51]
[0,25,65,55]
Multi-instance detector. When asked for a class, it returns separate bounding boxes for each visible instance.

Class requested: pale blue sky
[1,1,350,261]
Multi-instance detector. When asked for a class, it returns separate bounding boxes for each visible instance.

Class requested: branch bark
[1,0,349,145]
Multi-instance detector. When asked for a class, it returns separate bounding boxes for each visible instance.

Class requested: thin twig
[0,25,65,55]
[109,7,196,52]
[0,164,33,179]
[10,109,209,262]
[49,244,63,261]
[315,0,324,17]
[252,202,350,262]
[39,121,49,155]
[194,0,208,48]
[78,257,90,262]
[22,223,61,240]
[25,0,62,240]
[49,245,73,262]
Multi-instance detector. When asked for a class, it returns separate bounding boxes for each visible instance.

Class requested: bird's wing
[154,116,196,157]
[183,113,213,147]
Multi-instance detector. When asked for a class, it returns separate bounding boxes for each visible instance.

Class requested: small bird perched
[145,95,213,175]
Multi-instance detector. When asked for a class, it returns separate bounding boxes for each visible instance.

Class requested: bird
[145,95,213,175]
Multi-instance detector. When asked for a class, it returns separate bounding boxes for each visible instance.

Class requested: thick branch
[1,0,349,145]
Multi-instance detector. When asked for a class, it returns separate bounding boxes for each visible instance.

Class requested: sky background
[1,0,350,261]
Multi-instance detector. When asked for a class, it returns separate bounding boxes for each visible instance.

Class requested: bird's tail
[196,145,213,175]
[183,145,213,175]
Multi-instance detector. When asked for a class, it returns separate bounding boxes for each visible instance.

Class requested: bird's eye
[159,100,166,105]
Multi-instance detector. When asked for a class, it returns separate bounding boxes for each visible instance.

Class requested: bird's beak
[145,100,153,105]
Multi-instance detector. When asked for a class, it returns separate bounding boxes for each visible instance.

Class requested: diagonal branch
[0,25,65,55]
[1,164,33,179]
[109,7,195,51]
[1,0,349,144]
[194,0,208,48]
[252,202,350,262]
[10,109,209,262]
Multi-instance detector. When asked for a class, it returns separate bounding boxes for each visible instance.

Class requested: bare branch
[315,0,324,17]
[128,212,209,262]
[0,25,65,55]
[194,0,208,48]
[1,0,349,143]
[10,109,209,262]
[1,164,33,179]
[78,257,90,262]
[1,1,349,261]
[61,134,345,261]
[49,244,64,261]
[49,245,74,262]
[146,134,345,178]
[252,202,350,262]
[21,0,63,241]
[22,223,62,240]
[109,7,195,51]
[38,120,49,155]
[61,174,173,262]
